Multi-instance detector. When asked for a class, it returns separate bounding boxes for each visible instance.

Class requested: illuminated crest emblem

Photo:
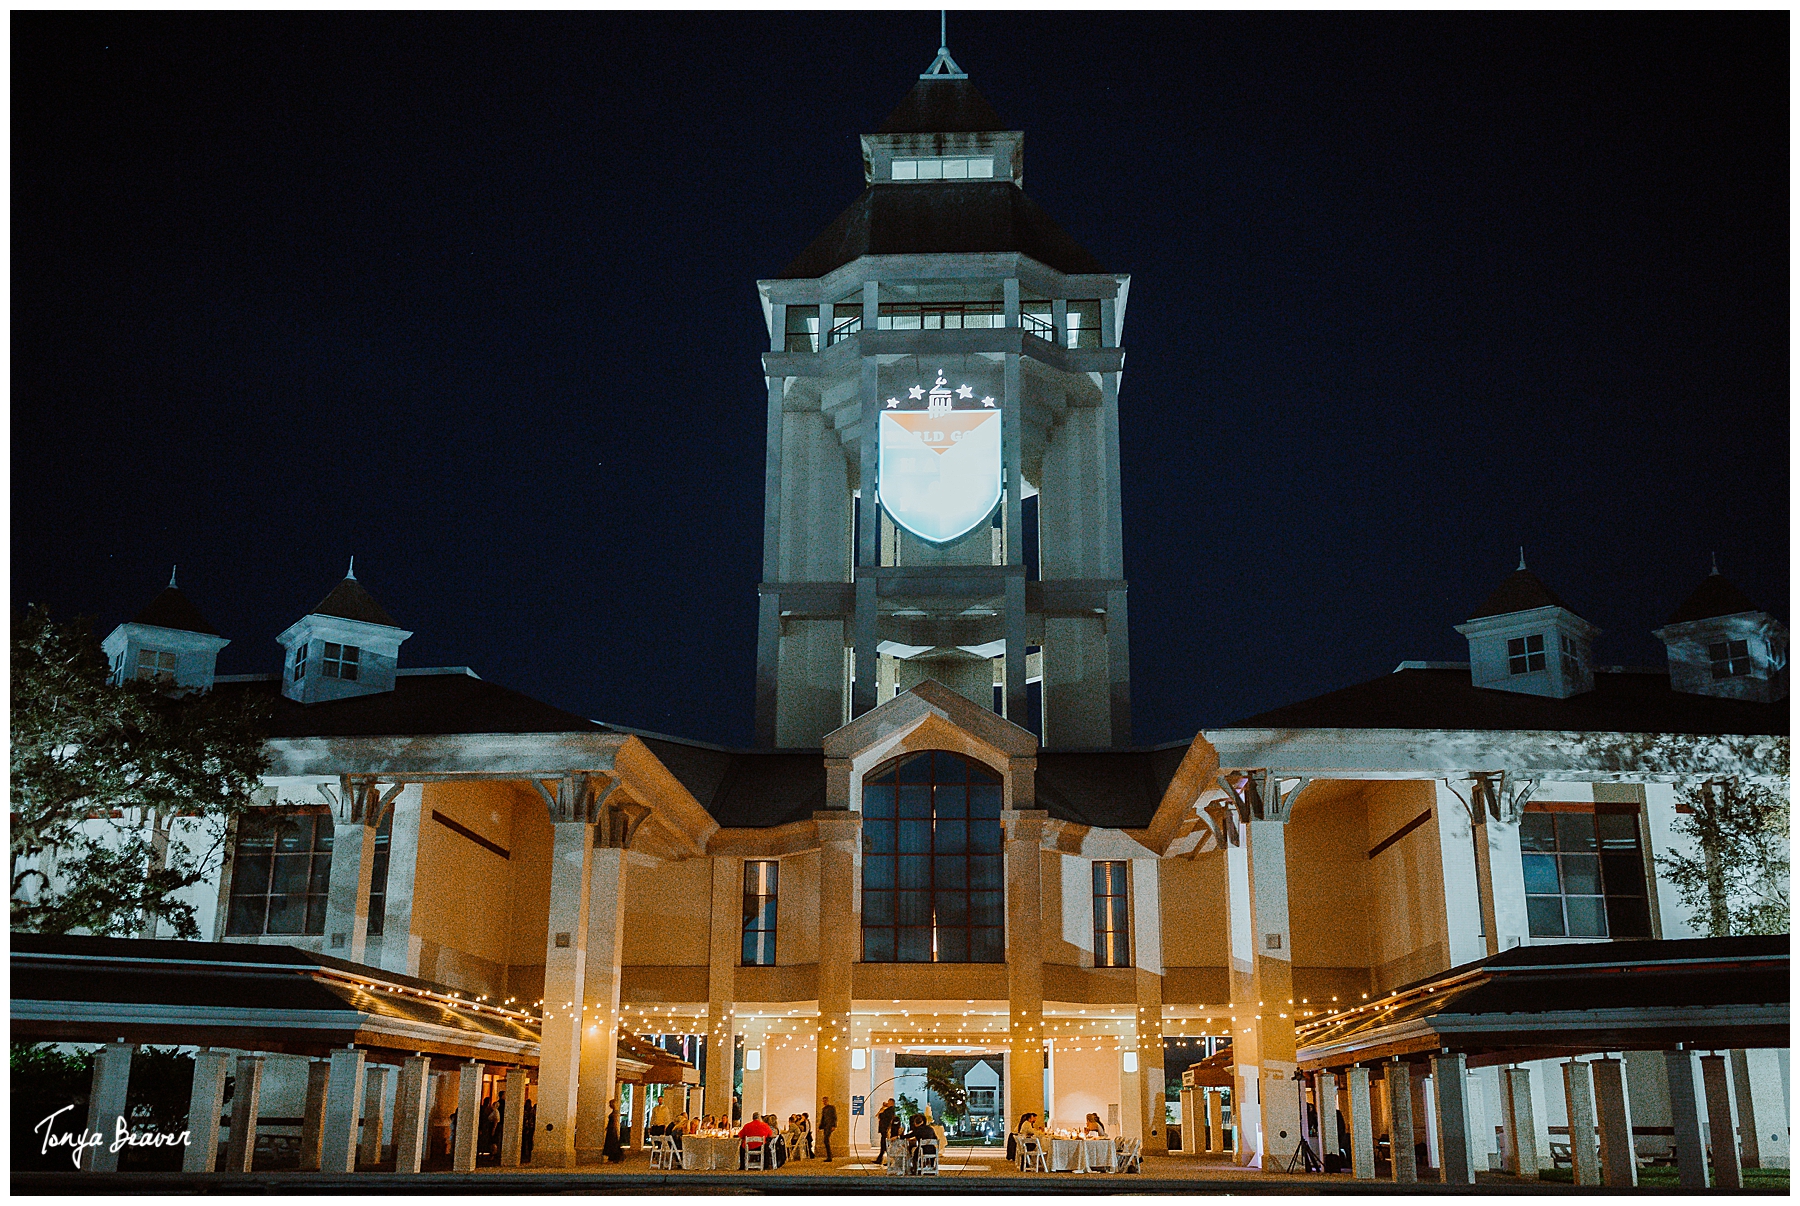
[877,370,1002,545]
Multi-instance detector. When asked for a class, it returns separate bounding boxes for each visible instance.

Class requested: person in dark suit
[817,1096,838,1162]
[876,1099,896,1161]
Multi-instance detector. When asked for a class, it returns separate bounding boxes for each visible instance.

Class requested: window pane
[1109,895,1131,937]
[896,755,932,784]
[1565,895,1608,937]
[970,856,1002,890]
[1602,852,1645,894]
[1519,813,1556,852]
[1596,813,1640,850]
[898,820,932,855]
[863,892,894,926]
[897,891,932,926]
[934,857,967,890]
[898,786,932,819]
[863,856,894,891]
[942,158,968,179]
[970,890,1004,927]
[1555,814,1597,852]
[867,765,898,787]
[969,761,1001,785]
[313,819,333,852]
[1560,854,1601,894]
[937,891,968,926]
[969,818,1002,854]
[916,159,943,180]
[864,929,895,962]
[931,750,968,782]
[935,819,967,854]
[866,821,897,854]
[308,856,332,895]
[972,928,1004,962]
[968,784,1002,818]
[233,853,271,897]
[863,785,896,818]
[1521,854,1561,894]
[892,159,917,180]
[1507,638,1525,657]
[932,785,967,818]
[265,894,306,934]
[226,895,266,936]
[1606,895,1652,939]
[341,661,358,681]
[272,853,311,893]
[937,929,969,961]
[969,158,995,178]
[1526,635,1544,653]
[898,927,932,961]
[1526,896,1565,937]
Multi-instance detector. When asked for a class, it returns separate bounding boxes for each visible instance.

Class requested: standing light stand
[1281,1069,1322,1174]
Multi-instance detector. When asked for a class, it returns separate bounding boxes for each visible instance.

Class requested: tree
[11,605,269,938]
[1658,778,1789,937]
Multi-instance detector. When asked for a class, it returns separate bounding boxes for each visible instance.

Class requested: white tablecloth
[681,1134,736,1170]
[1049,1138,1115,1171]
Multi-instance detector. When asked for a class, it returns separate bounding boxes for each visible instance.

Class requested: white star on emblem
[908,385,926,400]
[981,396,997,408]
[886,397,901,408]
[957,384,974,399]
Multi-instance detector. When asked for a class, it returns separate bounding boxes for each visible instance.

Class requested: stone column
[1430,1054,1474,1185]
[82,1041,133,1172]
[392,1056,431,1174]
[1387,1063,1417,1184]
[1208,1089,1226,1154]
[1003,809,1047,1126]
[1316,1071,1340,1165]
[1590,1057,1635,1188]
[1499,1065,1539,1176]
[1467,1067,1495,1172]
[359,1066,390,1168]
[816,810,860,1145]
[1347,1066,1375,1180]
[705,856,739,1122]
[297,1059,331,1172]
[320,1046,366,1173]
[576,845,628,1160]
[499,1067,528,1167]
[377,783,426,975]
[636,1081,654,1153]
[1561,1059,1600,1186]
[324,791,381,963]
[1664,1049,1707,1189]
[1700,1054,1742,1189]
[1135,981,1168,1153]
[1247,816,1300,1172]
[1731,1048,1789,1169]
[534,817,594,1168]
[183,1049,231,1172]
[225,1054,263,1173]
[453,1060,483,1173]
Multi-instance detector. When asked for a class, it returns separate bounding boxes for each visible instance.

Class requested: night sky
[13,13,1788,748]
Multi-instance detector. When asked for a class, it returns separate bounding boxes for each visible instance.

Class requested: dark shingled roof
[633,735,827,828]
[1226,666,1786,737]
[214,672,609,739]
[1467,568,1575,619]
[780,183,1107,279]
[1667,572,1764,625]
[131,586,220,636]
[310,576,402,628]
[1035,746,1191,829]
[877,78,1010,134]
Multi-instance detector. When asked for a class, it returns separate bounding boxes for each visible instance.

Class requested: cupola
[101,567,230,693]
[1453,551,1599,699]
[1651,558,1787,703]
[276,559,412,705]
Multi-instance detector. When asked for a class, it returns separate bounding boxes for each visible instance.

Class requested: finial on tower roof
[169,565,178,589]
[920,10,968,80]
[1710,551,1720,576]
[1518,547,1527,572]
[347,555,357,581]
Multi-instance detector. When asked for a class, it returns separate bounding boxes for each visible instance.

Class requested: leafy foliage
[1658,778,1789,937]
[11,606,269,938]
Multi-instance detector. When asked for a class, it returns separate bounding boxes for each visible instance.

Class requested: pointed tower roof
[309,576,401,629]
[130,577,221,636]
[1468,568,1575,620]
[877,77,1009,134]
[1666,571,1762,625]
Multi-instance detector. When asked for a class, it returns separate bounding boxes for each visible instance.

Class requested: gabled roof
[1225,666,1786,737]
[130,586,220,636]
[214,670,610,739]
[779,182,1107,279]
[631,734,828,829]
[1035,746,1191,830]
[309,576,401,628]
[877,78,1010,134]
[1666,572,1764,625]
[1467,568,1575,620]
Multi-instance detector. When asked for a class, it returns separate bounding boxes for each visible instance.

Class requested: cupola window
[322,643,361,681]
[1709,639,1752,679]
[891,156,995,181]
[291,643,308,681]
[1560,635,1581,680]
[135,649,177,684]
[1507,634,1546,675]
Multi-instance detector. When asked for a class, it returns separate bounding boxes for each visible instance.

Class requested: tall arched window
[861,750,1004,963]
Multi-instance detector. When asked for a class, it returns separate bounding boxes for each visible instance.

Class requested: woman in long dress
[603,1098,624,1163]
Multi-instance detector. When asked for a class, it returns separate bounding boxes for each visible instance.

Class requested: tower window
[135,649,177,684]
[322,643,360,681]
[1092,861,1132,968]
[291,643,308,681]
[366,807,394,937]
[1520,806,1652,940]
[742,859,779,966]
[891,156,995,181]
[226,811,333,936]
[1561,635,1581,680]
[1709,639,1752,679]
[1507,634,1546,675]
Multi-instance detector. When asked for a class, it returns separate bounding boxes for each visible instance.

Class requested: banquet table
[681,1134,737,1170]
[1049,1138,1115,1172]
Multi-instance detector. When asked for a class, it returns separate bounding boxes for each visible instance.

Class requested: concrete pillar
[320,1047,366,1173]
[454,1060,483,1173]
[873,1048,896,1144]
[636,1080,654,1153]
[1347,1066,1375,1180]
[1004,809,1047,1125]
[1731,1048,1788,1169]
[82,1042,133,1172]
[534,818,594,1167]
[392,1056,431,1174]
[1559,1059,1600,1186]
[1430,1054,1474,1185]
[576,845,628,1160]
[183,1049,231,1172]
[1664,1049,1707,1189]
[1420,1074,1438,1171]
[1247,818,1299,1173]
[377,783,426,975]
[324,811,379,963]
[225,1055,263,1173]
[1700,1054,1742,1189]
[1466,1067,1495,1171]
[297,1059,330,1172]
[1387,1063,1417,1183]
[1316,1071,1339,1164]
[1135,981,1167,1154]
[358,1066,390,1168]
[705,856,739,1123]
[499,1067,528,1168]
[1208,1088,1226,1154]
[1590,1057,1636,1188]
[816,810,860,1147]
[1499,1065,1539,1177]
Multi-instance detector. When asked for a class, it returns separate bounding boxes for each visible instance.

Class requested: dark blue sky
[13,12,1787,747]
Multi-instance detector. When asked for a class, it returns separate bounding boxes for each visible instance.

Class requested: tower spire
[346,555,356,581]
[169,564,178,589]
[1518,546,1527,572]
[1711,551,1720,576]
[920,10,968,79]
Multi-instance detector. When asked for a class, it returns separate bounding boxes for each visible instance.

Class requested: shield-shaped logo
[878,372,1002,545]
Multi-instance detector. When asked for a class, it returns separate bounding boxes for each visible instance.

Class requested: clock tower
[754,49,1132,750]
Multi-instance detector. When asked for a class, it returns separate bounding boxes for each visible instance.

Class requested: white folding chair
[917,1139,940,1176]
[744,1138,766,1171]
[1114,1137,1142,1173]
[647,1135,670,1169]
[1021,1137,1050,1172]
[885,1141,910,1175]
